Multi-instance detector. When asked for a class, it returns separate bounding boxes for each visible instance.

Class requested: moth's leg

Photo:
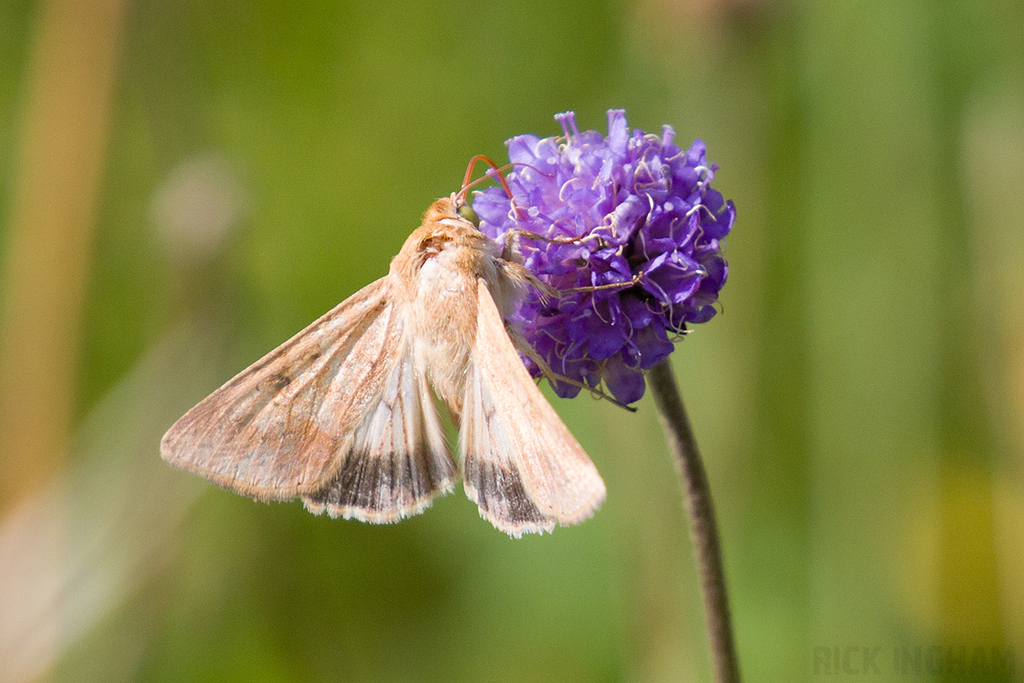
[556,271,645,295]
[502,229,646,297]
[504,325,637,413]
[501,228,599,262]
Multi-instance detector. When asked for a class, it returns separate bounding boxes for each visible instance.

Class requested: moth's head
[422,196,479,228]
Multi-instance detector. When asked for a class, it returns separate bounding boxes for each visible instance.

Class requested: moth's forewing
[460,280,606,537]
[161,277,456,508]
[301,327,455,522]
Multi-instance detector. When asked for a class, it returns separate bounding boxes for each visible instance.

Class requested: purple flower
[474,110,735,405]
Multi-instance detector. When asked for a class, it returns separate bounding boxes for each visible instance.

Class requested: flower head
[473,110,735,405]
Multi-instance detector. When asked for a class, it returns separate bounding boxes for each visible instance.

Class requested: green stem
[648,360,741,683]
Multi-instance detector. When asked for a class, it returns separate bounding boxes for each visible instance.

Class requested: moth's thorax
[388,197,525,414]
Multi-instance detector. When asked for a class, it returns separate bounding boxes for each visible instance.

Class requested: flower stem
[648,360,741,683]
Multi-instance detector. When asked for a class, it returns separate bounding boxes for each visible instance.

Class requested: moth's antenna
[458,154,527,221]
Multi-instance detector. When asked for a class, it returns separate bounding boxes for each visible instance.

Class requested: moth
[161,161,606,537]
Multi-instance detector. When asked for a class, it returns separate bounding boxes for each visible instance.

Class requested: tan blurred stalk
[0,0,129,510]
[0,3,127,681]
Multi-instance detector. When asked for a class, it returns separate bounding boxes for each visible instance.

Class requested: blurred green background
[2,0,1022,681]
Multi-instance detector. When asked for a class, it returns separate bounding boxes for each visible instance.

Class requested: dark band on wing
[463,457,552,534]
[303,445,454,522]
